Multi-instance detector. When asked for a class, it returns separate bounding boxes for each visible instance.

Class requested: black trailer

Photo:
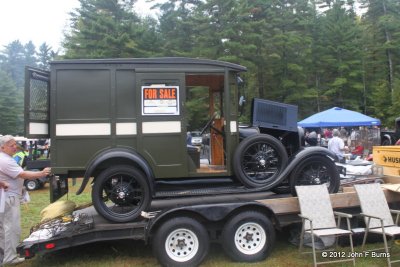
[17,177,400,267]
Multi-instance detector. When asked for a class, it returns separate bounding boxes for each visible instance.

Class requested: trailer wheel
[152,217,209,267]
[221,211,275,262]
[25,179,40,191]
[233,134,288,188]
[92,165,151,223]
[289,156,340,196]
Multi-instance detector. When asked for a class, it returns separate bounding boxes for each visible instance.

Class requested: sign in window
[142,86,179,115]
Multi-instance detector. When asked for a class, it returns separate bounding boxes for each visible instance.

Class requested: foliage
[2,0,400,133]
[0,40,57,135]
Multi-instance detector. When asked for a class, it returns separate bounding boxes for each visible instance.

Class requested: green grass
[18,181,396,266]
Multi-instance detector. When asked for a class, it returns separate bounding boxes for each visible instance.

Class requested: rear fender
[76,148,154,195]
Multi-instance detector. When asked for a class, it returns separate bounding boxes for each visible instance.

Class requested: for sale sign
[142,86,179,115]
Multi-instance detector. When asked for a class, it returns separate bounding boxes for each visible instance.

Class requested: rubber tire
[289,156,340,196]
[92,165,151,223]
[152,217,210,267]
[382,138,391,146]
[233,134,288,188]
[25,179,39,191]
[221,211,275,262]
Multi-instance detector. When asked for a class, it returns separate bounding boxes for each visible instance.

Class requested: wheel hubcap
[165,228,199,262]
[234,222,266,255]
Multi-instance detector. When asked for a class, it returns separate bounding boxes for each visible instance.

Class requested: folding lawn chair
[296,184,355,267]
[354,183,400,267]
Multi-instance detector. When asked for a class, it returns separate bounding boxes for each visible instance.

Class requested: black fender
[76,147,154,195]
[148,202,278,233]
[255,146,337,191]
[381,134,394,145]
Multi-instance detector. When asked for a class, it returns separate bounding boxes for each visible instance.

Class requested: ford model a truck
[25,57,339,223]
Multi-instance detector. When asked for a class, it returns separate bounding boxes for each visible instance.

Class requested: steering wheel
[200,114,224,136]
[200,114,216,135]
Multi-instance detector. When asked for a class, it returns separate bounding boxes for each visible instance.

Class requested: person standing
[0,135,51,265]
[328,129,348,163]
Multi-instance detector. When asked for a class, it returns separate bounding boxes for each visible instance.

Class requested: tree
[309,1,363,113]
[63,0,148,58]
[359,0,400,126]
[0,70,22,135]
[37,43,54,70]
[0,40,26,88]
[24,41,37,68]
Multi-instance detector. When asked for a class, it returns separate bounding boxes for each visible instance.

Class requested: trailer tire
[289,156,340,196]
[152,217,209,267]
[221,211,275,262]
[233,134,288,188]
[25,179,40,191]
[92,165,151,223]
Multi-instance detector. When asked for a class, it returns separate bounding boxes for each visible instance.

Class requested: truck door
[136,73,188,178]
[24,67,50,139]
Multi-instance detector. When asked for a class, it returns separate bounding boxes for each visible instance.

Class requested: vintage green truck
[25,57,339,223]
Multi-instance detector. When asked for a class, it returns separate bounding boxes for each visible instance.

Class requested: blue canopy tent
[298,107,381,127]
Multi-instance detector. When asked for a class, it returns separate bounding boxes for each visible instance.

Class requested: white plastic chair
[354,183,400,266]
[296,184,355,267]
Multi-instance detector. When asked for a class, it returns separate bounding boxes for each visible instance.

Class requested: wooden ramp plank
[256,188,400,215]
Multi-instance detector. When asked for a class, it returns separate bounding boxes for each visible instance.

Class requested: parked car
[191,131,203,146]
[24,159,51,191]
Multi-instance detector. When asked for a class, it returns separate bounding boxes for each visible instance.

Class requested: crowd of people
[304,126,380,163]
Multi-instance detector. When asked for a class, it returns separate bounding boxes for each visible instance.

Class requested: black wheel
[25,179,39,191]
[382,138,391,146]
[233,134,288,188]
[152,217,209,267]
[221,211,275,262]
[289,156,340,196]
[92,165,151,223]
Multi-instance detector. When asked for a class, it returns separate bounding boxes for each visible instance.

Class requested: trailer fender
[76,147,154,195]
[148,202,279,234]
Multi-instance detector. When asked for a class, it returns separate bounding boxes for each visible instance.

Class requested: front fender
[76,147,154,195]
[257,146,336,191]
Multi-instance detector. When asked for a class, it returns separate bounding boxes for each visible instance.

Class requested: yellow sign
[373,146,400,168]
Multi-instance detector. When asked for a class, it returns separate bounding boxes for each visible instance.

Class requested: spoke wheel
[289,156,340,196]
[233,134,288,188]
[92,165,151,223]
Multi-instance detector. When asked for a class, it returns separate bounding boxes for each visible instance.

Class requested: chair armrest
[390,209,400,215]
[359,213,384,221]
[298,214,312,222]
[334,211,353,218]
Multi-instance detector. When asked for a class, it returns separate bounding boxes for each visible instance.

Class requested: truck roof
[50,57,247,72]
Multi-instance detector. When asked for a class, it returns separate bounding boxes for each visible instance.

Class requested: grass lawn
[17,180,396,267]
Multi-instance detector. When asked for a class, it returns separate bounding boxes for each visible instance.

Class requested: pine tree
[0,70,22,135]
[37,43,54,70]
[0,40,26,88]
[63,0,146,58]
